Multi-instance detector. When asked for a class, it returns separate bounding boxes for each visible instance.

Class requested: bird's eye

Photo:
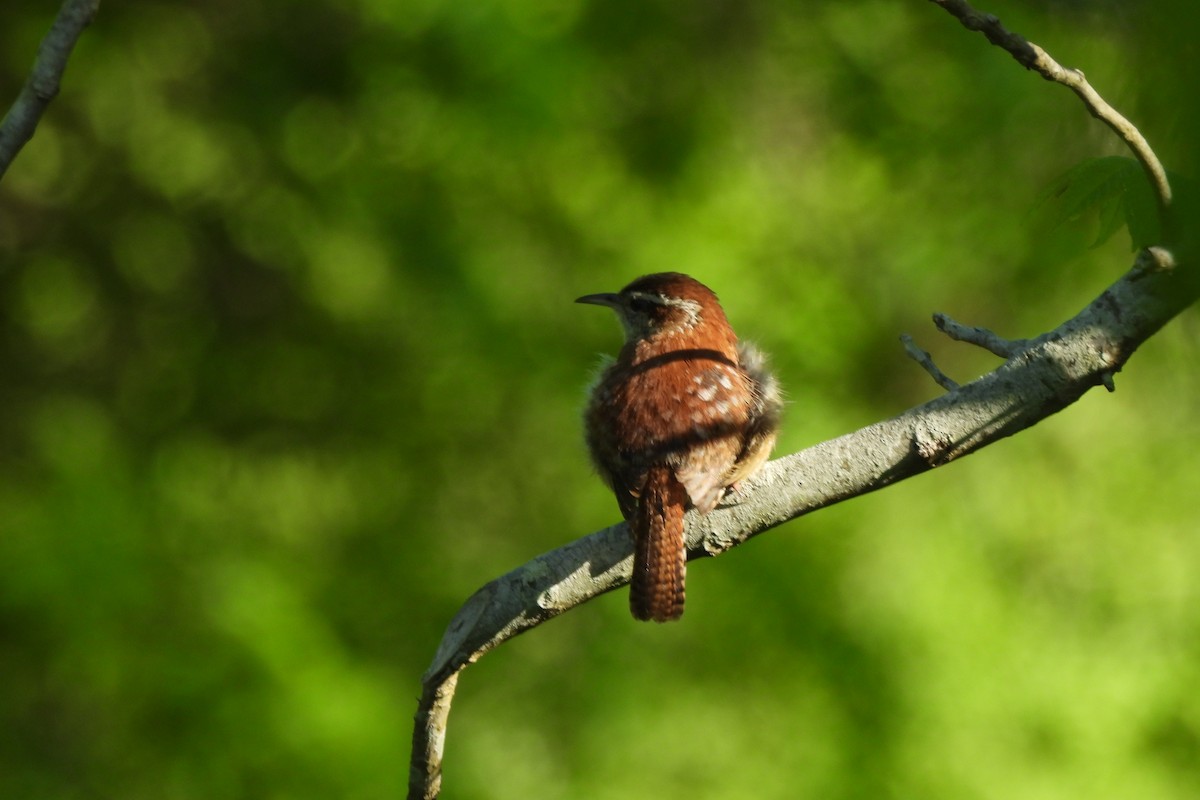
[628,296,658,314]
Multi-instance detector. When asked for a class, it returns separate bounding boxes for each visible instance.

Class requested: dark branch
[0,0,99,181]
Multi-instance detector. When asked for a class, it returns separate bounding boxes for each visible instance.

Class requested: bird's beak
[575,292,622,308]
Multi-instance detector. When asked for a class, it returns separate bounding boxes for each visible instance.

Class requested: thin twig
[927,0,1172,217]
[0,0,100,181]
[900,333,960,390]
[932,312,1028,357]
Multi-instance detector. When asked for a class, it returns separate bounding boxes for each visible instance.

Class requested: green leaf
[1092,184,1126,248]
[1123,167,1161,250]
[1034,156,1162,251]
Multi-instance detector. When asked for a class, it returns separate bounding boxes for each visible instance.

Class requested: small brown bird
[578,273,782,622]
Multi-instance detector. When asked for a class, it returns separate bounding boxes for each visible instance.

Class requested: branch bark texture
[0,0,99,181]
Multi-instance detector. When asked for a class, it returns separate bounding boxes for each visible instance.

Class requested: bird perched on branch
[577,273,782,622]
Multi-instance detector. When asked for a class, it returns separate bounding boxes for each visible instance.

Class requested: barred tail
[629,465,687,622]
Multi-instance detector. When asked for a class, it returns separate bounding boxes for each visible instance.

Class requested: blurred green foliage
[1,0,1198,798]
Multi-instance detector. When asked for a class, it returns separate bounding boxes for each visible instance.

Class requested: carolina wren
[577,273,782,622]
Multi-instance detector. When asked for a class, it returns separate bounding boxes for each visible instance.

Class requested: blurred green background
[2,0,1197,797]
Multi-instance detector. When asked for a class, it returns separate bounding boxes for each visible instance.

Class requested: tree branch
[900,333,960,390]
[933,312,1030,358]
[0,0,99,181]
[926,0,1173,216]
